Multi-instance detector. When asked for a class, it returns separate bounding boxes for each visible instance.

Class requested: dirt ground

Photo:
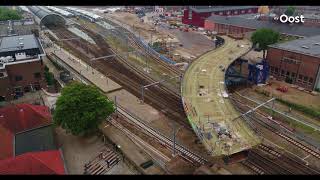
[255,79,320,112]
[54,127,136,174]
[104,12,215,60]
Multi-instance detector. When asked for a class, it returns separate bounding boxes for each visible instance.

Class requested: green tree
[251,28,280,59]
[0,7,22,21]
[53,82,115,136]
[284,6,296,16]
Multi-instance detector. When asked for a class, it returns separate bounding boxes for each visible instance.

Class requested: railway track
[230,94,320,174]
[49,27,191,129]
[230,93,320,160]
[114,104,209,166]
[101,18,182,76]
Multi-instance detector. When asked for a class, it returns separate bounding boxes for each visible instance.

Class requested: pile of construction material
[84,148,121,175]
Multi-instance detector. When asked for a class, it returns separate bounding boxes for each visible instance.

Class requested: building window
[227,11,230,15]
[248,9,252,13]
[281,70,285,76]
[286,71,290,77]
[219,12,223,15]
[15,75,23,81]
[34,72,41,78]
[309,78,313,84]
[291,72,296,78]
[241,10,245,14]
[275,67,279,73]
[303,76,308,82]
[298,74,303,80]
[234,11,238,14]
[0,72,4,78]
[188,10,192,19]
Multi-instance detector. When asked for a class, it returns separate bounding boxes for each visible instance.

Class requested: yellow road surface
[181,36,260,157]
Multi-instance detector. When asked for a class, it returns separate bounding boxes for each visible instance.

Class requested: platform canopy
[28,6,66,28]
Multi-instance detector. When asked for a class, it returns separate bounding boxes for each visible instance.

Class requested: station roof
[0,34,40,53]
[269,35,320,58]
[28,6,66,28]
[190,6,259,13]
[206,15,320,37]
[66,7,101,20]
[46,6,73,17]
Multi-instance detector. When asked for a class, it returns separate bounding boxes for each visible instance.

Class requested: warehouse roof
[0,34,40,53]
[269,35,320,58]
[206,15,320,37]
[190,6,258,13]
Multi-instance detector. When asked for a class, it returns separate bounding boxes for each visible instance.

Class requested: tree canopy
[0,7,22,21]
[284,6,296,16]
[251,28,280,58]
[53,82,115,136]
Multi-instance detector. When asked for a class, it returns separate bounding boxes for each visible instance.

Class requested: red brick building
[182,6,258,27]
[0,34,46,101]
[267,36,320,91]
[204,15,320,38]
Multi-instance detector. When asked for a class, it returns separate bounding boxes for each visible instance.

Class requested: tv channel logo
[274,14,305,24]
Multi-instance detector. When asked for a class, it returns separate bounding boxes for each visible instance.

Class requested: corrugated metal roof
[207,15,320,37]
[269,35,320,58]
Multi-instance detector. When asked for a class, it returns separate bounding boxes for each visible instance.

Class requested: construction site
[1,6,320,175]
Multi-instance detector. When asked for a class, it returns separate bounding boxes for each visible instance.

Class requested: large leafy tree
[251,28,280,59]
[284,6,296,16]
[53,82,115,136]
[0,7,22,21]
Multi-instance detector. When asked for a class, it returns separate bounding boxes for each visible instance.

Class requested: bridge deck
[181,36,260,157]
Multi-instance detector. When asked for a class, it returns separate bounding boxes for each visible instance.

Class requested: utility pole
[171,122,182,157]
[114,96,118,117]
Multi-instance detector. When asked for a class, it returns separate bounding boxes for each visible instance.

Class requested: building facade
[267,36,320,91]
[182,6,258,27]
[204,15,320,39]
[0,34,46,101]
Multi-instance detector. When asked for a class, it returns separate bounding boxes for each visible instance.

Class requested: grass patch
[276,98,320,119]
[254,88,320,119]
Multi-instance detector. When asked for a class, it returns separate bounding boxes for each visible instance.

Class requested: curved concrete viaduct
[181,36,260,157]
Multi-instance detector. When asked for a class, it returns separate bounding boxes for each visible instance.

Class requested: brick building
[0,34,46,101]
[182,6,258,27]
[204,15,320,38]
[267,35,320,91]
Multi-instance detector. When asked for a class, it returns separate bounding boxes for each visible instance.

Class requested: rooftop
[0,34,40,53]
[190,6,259,13]
[207,15,320,37]
[0,104,52,160]
[15,125,56,156]
[269,35,320,58]
[0,150,65,174]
